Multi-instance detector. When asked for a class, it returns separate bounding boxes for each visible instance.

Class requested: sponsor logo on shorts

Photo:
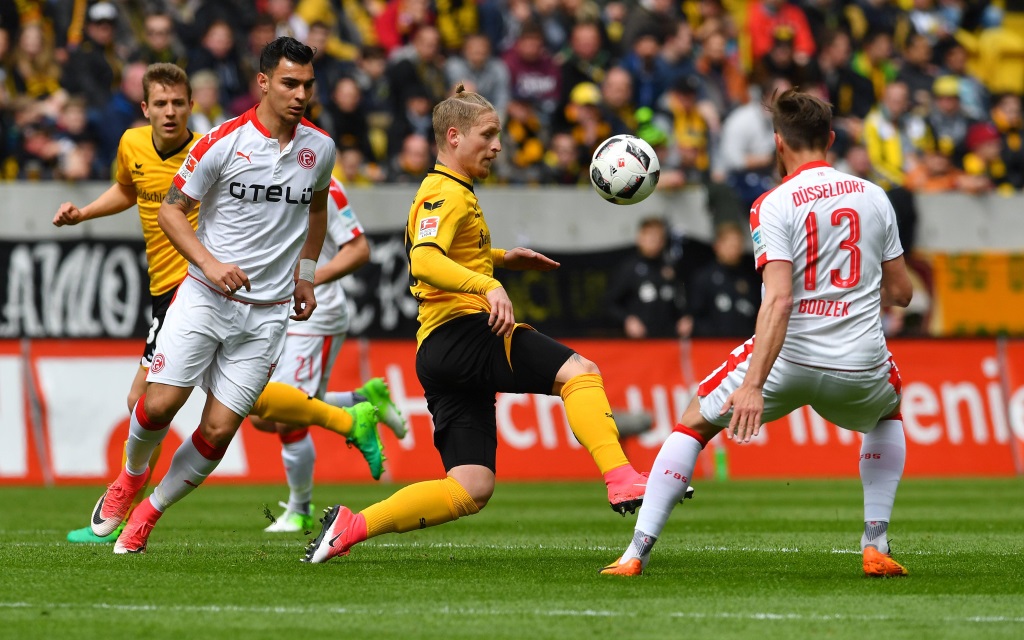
[297,148,316,169]
[268,363,277,379]
[151,353,165,373]
[419,216,439,239]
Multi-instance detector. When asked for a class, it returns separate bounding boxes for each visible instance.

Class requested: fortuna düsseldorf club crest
[297,148,316,169]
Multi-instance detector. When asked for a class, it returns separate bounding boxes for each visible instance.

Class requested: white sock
[281,432,315,514]
[324,391,364,407]
[150,429,226,512]
[125,397,169,476]
[859,419,906,554]
[623,431,702,562]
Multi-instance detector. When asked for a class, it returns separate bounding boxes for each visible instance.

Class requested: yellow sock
[361,477,479,538]
[251,382,354,435]
[560,374,630,474]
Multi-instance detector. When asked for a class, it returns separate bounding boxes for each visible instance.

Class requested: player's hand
[204,261,251,297]
[676,315,694,338]
[624,315,647,339]
[486,286,515,337]
[720,384,764,443]
[291,279,316,321]
[502,247,560,271]
[53,202,83,226]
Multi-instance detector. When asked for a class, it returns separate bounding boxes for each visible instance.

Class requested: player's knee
[469,485,494,511]
[142,396,176,424]
[201,422,238,448]
[564,355,601,378]
[248,415,276,433]
[449,469,495,510]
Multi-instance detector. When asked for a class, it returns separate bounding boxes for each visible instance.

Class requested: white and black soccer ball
[589,135,661,205]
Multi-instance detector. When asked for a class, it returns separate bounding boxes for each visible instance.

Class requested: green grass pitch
[1,478,1023,639]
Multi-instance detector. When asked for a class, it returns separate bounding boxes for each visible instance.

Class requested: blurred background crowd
[1,0,1019,340]
[1,0,1023,231]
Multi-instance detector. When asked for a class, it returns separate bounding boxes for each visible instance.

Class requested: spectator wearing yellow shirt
[990,94,1024,189]
[962,122,1017,195]
[863,81,933,190]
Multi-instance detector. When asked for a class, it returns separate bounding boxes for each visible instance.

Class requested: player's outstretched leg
[558,372,649,514]
[859,418,908,577]
[303,476,481,563]
[356,378,408,439]
[265,428,316,533]
[601,423,707,576]
[344,402,385,480]
[252,382,358,437]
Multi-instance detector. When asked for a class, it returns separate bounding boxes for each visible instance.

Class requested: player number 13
[803,208,861,291]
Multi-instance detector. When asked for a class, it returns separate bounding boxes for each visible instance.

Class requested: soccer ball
[589,135,661,205]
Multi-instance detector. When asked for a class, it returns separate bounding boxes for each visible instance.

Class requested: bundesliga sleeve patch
[177,154,197,182]
[419,216,439,239]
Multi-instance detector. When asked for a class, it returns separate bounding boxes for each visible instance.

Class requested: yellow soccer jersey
[406,166,503,346]
[114,126,201,295]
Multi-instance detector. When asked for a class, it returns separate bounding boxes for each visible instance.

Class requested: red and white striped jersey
[296,176,366,336]
[750,161,903,369]
[173,107,334,304]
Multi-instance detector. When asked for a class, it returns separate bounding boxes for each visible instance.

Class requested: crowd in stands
[1,0,1023,221]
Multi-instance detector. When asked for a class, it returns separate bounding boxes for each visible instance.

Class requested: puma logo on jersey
[423,199,445,211]
[236,150,253,163]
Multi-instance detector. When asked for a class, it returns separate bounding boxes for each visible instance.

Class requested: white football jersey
[750,161,903,369]
[294,176,365,336]
[173,107,335,303]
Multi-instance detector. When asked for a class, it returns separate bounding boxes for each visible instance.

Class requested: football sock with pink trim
[150,429,227,512]
[125,395,169,477]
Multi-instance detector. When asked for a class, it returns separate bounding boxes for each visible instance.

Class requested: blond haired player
[601,89,915,578]
[305,84,654,564]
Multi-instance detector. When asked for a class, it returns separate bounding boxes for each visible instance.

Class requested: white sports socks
[281,432,316,514]
[125,397,169,476]
[623,431,703,562]
[859,419,906,554]
[150,429,225,512]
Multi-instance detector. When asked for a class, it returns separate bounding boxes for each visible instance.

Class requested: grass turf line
[0,479,1022,639]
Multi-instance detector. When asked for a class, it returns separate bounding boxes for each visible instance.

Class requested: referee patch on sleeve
[419,216,440,238]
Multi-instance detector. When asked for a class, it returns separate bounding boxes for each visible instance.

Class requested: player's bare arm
[314,234,370,285]
[159,184,251,295]
[880,255,914,308]
[501,247,561,271]
[291,186,329,321]
[721,260,793,443]
[53,182,138,226]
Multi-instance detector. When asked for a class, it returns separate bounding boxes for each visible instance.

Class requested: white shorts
[270,332,346,400]
[697,337,902,433]
[147,276,290,417]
